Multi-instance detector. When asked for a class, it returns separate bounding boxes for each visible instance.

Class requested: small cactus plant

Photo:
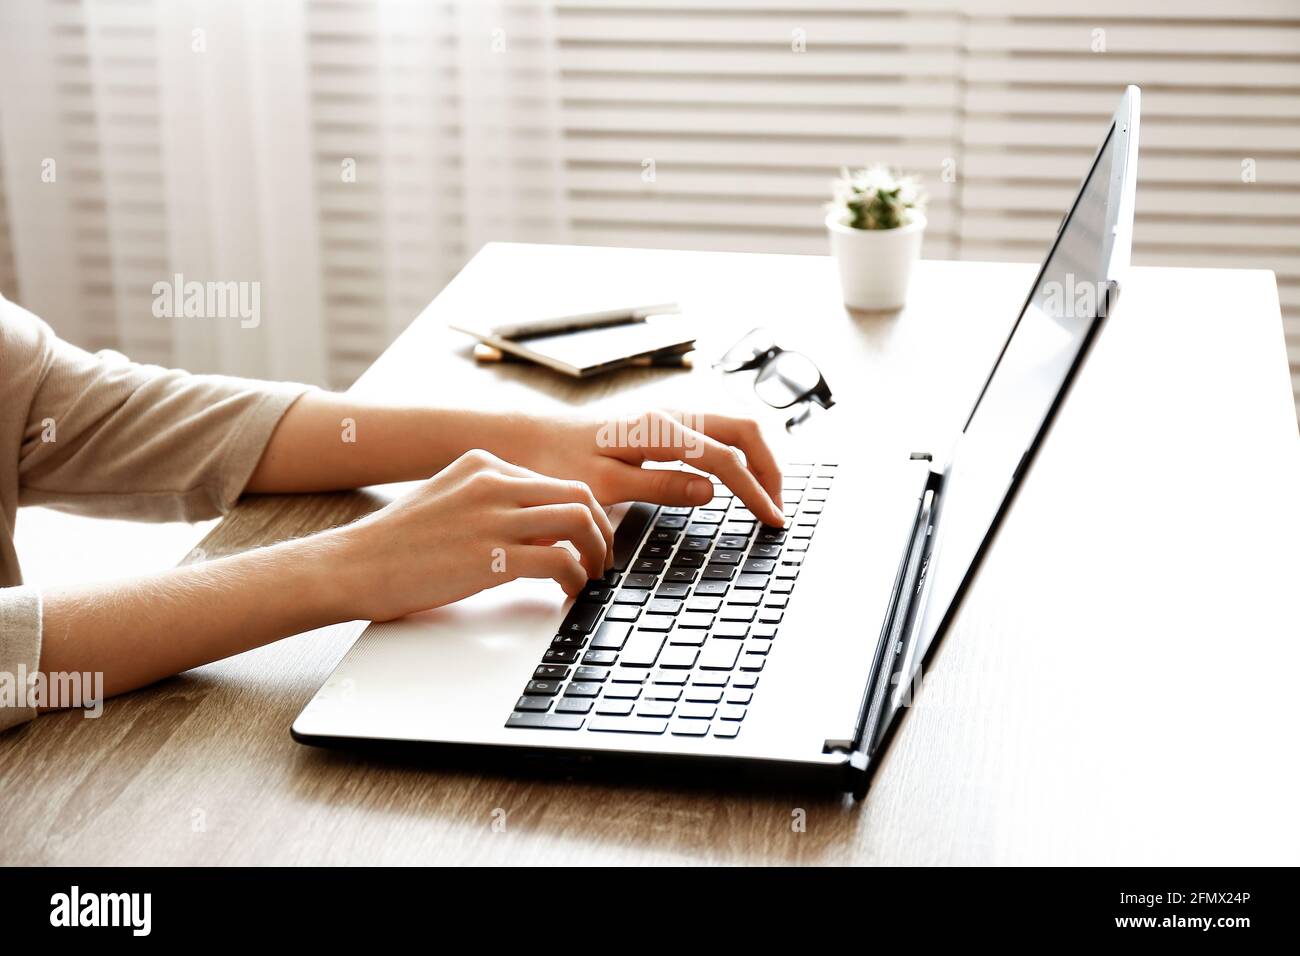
[830,164,926,230]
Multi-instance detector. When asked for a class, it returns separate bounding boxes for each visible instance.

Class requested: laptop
[292,88,1140,798]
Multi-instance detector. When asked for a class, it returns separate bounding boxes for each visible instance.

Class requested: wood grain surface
[3,245,1297,865]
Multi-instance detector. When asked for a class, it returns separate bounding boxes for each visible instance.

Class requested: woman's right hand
[328,449,614,622]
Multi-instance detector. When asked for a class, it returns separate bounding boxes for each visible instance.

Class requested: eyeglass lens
[753,350,822,409]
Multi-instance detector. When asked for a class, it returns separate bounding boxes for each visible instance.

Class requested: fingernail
[689,478,712,503]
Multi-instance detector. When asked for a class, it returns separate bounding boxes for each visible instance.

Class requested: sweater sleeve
[0,586,41,731]
[10,297,312,521]
[1,295,313,732]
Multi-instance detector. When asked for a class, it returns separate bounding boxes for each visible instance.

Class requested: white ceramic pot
[826,211,926,311]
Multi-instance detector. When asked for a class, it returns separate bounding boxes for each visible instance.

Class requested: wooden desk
[4,244,1298,865]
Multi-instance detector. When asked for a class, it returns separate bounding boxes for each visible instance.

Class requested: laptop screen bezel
[885,87,1141,724]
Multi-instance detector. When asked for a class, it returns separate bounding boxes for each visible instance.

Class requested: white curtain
[0,0,567,386]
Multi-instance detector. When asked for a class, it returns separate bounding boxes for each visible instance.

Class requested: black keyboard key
[709,550,743,565]
[515,695,553,712]
[717,535,748,550]
[712,621,750,639]
[534,665,569,680]
[588,716,669,734]
[668,624,708,643]
[612,502,658,571]
[658,646,699,669]
[648,528,679,544]
[543,715,586,730]
[614,588,652,605]
[670,551,704,568]
[525,679,564,696]
[702,565,735,581]
[693,580,728,596]
[690,671,728,686]
[690,510,724,525]
[554,698,594,714]
[543,648,580,665]
[631,558,666,575]
[655,581,690,598]
[654,515,687,530]
[578,584,612,604]
[623,572,658,589]
[506,713,584,730]
[637,701,676,718]
[582,649,619,666]
[743,558,776,574]
[756,528,787,544]
[664,567,697,584]
[686,686,728,702]
[505,713,547,729]
[670,718,711,736]
[647,598,683,615]
[644,684,683,701]
[559,601,603,636]
[679,536,712,552]
[650,669,689,685]
[698,642,742,670]
[551,633,586,649]
[574,665,609,681]
[605,604,640,622]
[620,632,666,667]
[748,543,782,559]
[590,621,632,650]
[685,523,718,537]
[563,681,602,698]
[639,543,674,560]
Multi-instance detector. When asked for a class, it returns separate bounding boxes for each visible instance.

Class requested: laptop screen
[907,120,1126,680]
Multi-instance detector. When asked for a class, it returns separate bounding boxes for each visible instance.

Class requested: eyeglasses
[714,328,835,430]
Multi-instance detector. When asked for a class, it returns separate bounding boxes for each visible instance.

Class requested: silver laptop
[292,88,1140,797]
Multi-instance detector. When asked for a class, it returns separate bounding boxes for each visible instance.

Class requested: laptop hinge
[827,454,939,799]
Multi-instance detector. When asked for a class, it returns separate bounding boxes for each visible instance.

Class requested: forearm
[38,533,353,701]
[246,391,533,493]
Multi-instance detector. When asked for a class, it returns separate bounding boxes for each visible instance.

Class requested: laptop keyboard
[505,463,835,740]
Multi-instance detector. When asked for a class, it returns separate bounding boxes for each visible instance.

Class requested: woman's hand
[480,409,786,526]
[328,449,614,621]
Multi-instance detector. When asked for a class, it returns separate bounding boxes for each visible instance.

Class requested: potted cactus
[826,165,927,311]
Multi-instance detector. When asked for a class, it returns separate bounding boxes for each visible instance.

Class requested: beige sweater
[0,294,309,731]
